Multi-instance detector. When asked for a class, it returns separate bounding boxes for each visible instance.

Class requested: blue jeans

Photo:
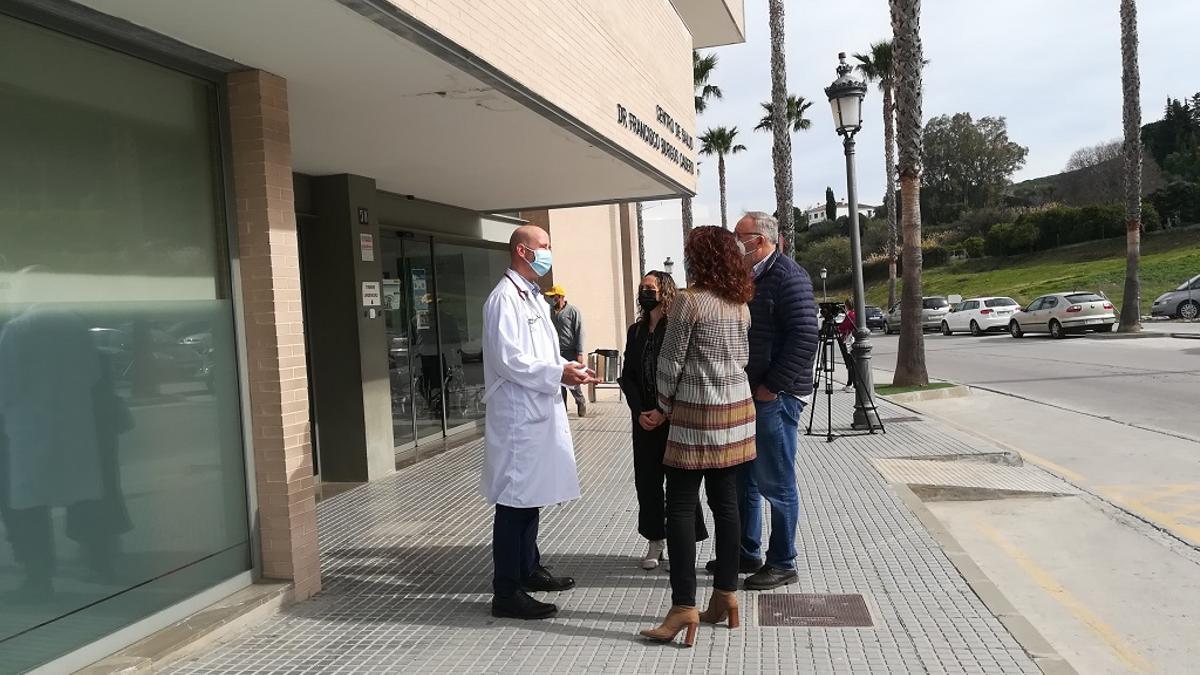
[738,395,804,570]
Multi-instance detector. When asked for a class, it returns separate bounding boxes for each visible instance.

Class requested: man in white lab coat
[481,225,595,620]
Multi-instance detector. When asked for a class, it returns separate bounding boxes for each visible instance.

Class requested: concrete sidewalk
[166,396,1041,674]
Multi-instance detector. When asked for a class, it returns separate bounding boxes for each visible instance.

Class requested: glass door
[432,241,510,431]
[382,234,443,446]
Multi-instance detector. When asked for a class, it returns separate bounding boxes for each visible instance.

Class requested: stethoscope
[505,271,546,327]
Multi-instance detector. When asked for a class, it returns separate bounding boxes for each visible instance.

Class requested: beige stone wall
[548,205,636,360]
[390,0,697,191]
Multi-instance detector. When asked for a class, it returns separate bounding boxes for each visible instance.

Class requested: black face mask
[638,289,660,312]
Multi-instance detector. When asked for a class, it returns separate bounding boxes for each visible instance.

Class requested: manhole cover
[758,593,873,627]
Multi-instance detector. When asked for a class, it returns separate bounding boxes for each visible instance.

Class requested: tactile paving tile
[872,458,1079,495]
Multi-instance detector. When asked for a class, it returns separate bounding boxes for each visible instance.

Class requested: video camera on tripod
[818,301,846,323]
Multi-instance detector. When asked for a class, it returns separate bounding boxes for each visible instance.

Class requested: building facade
[800,200,880,226]
[0,0,744,671]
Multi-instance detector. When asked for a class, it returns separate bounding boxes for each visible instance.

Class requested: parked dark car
[864,305,886,331]
[1151,274,1200,320]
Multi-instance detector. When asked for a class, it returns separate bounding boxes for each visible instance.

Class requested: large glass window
[0,15,249,671]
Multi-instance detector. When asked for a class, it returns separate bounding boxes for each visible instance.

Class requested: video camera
[818,301,846,322]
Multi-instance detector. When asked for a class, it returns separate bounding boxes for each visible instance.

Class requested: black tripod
[805,313,885,442]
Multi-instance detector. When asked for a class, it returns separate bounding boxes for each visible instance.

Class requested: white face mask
[737,236,760,258]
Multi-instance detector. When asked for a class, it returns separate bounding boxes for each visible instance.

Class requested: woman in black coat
[619,270,707,570]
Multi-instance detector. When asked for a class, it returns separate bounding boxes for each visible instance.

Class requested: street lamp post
[820,267,828,302]
[825,52,877,431]
[663,256,675,278]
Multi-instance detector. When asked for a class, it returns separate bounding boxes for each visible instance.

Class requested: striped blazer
[656,288,756,470]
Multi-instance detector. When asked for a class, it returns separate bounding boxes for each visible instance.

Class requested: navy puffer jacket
[746,251,820,397]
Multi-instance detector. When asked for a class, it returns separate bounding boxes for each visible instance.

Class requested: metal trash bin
[587,349,622,403]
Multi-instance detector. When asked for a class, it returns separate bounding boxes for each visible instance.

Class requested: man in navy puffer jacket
[716,211,819,590]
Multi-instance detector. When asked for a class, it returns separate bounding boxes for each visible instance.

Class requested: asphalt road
[869,328,1200,440]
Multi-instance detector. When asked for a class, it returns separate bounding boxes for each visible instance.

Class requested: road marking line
[973,519,1155,674]
[1103,497,1200,545]
[1011,449,1087,483]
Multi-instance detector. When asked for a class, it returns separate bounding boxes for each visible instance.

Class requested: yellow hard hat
[544,284,566,297]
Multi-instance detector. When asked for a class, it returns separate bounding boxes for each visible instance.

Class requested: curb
[1085,331,1165,340]
[1170,332,1200,340]
[877,384,970,404]
[892,484,1078,675]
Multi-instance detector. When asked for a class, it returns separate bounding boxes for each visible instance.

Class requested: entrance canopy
[72,0,697,211]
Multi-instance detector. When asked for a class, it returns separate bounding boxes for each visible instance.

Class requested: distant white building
[799,199,879,227]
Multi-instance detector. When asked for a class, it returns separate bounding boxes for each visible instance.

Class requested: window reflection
[0,15,248,671]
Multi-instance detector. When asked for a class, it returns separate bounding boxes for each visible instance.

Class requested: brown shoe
[639,605,700,647]
[698,589,740,628]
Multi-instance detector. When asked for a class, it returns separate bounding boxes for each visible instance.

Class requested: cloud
[644,0,1199,247]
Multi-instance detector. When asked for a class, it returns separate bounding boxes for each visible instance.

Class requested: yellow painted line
[1016,450,1087,483]
[973,519,1155,674]
[1103,497,1200,545]
[1165,503,1200,519]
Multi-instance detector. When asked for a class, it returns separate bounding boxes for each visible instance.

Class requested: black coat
[746,251,820,397]
[619,317,668,415]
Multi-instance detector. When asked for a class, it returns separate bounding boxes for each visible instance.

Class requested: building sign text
[617,104,695,175]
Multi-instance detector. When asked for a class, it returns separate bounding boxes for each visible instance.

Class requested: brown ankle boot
[639,605,700,647]
[698,590,740,628]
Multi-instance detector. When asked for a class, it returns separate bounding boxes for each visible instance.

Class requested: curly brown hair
[684,226,754,304]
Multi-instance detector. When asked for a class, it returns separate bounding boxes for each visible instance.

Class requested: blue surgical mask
[525,247,553,277]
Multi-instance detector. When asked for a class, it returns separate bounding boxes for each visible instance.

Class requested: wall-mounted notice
[360,233,375,262]
[361,281,381,307]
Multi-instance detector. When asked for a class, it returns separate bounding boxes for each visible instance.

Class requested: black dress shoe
[522,565,576,592]
[744,565,799,590]
[491,590,558,620]
[705,557,764,574]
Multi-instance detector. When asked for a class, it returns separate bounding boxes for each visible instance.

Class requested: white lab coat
[480,270,580,508]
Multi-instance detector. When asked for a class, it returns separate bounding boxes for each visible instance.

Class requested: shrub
[985,221,1038,256]
[922,243,950,268]
[796,236,853,282]
[961,236,985,258]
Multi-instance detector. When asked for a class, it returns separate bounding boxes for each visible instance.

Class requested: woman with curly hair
[639,226,755,647]
[619,270,708,571]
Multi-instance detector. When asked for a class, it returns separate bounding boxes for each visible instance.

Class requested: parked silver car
[884,296,952,334]
[1008,292,1117,338]
[1150,274,1200,320]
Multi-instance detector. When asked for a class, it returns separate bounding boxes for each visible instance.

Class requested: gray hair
[743,211,779,244]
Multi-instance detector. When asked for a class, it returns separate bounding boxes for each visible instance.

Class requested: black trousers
[492,504,541,597]
[632,421,708,542]
[838,336,857,386]
[665,465,740,607]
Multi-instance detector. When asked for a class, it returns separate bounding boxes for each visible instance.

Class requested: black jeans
[492,504,541,597]
[633,421,708,542]
[838,336,857,387]
[665,465,740,607]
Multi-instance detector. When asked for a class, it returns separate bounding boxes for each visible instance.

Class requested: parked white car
[940,297,1020,336]
[884,296,952,334]
[1008,292,1117,339]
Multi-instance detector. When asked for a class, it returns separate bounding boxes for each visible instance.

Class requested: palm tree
[699,126,747,229]
[854,41,900,310]
[754,95,813,133]
[1118,0,1143,332]
[889,0,929,386]
[685,51,723,236]
[767,0,795,253]
[694,51,723,114]
[636,202,646,276]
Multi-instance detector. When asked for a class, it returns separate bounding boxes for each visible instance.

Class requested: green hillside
[856,227,1200,311]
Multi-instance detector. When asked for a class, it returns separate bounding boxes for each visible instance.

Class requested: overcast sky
[643,0,1200,283]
